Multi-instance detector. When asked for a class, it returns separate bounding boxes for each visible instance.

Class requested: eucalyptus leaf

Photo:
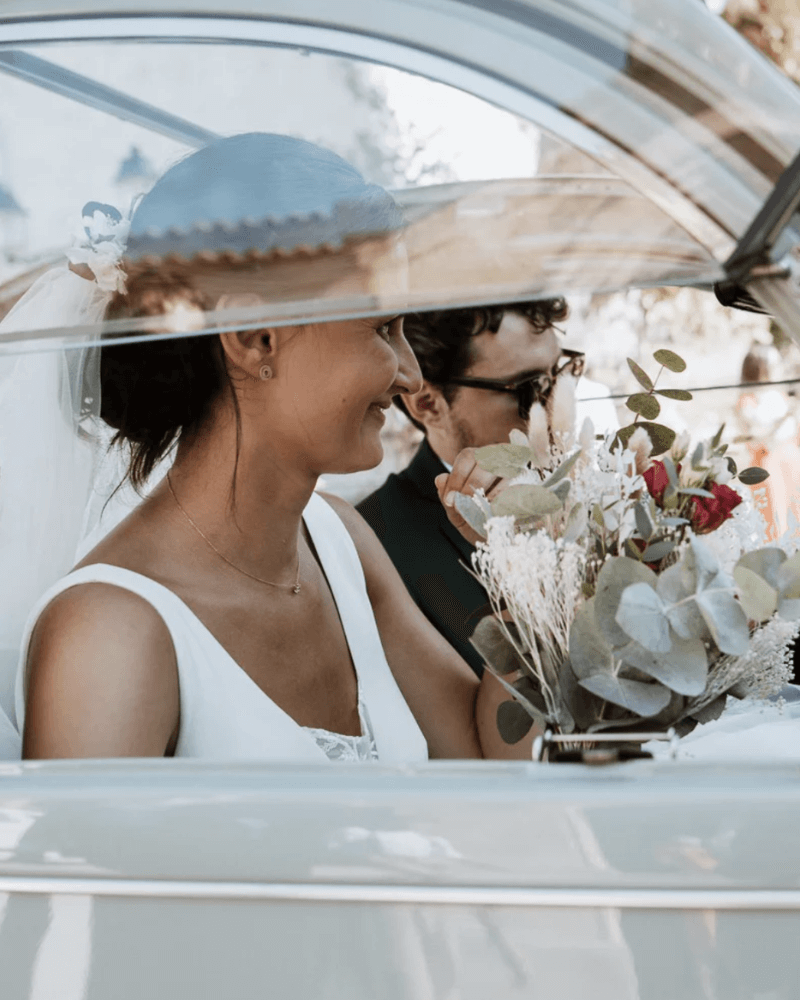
[454,492,487,540]
[627,358,654,391]
[595,558,658,649]
[615,582,672,653]
[470,615,527,674]
[542,448,582,487]
[635,502,654,541]
[496,700,535,744]
[656,562,693,605]
[778,597,800,620]
[736,547,787,589]
[636,422,676,456]
[641,539,675,563]
[653,348,687,373]
[737,466,770,486]
[564,503,588,544]
[551,478,572,503]
[656,388,693,401]
[578,674,672,716]
[678,487,716,499]
[662,455,679,488]
[491,484,563,519]
[626,393,661,420]
[691,442,706,469]
[569,599,613,679]
[694,589,750,655]
[661,517,690,527]
[733,564,778,622]
[618,633,708,696]
[777,552,800,599]
[688,694,728,725]
[474,443,531,479]
[726,457,738,477]
[686,537,722,592]
[666,598,711,642]
[710,423,725,450]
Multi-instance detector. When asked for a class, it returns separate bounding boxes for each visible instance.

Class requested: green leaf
[615,582,671,653]
[474,443,531,478]
[710,423,725,450]
[470,616,527,675]
[627,358,654,391]
[640,538,675,563]
[736,547,787,589]
[453,493,487,540]
[694,589,750,655]
[653,348,687,373]
[777,552,800,599]
[594,558,658,649]
[685,537,722,592]
[635,502,654,541]
[678,486,716,499]
[733,564,778,622]
[737,466,770,486]
[578,674,672,717]
[541,448,582,487]
[491,484,563,519]
[564,503,587,544]
[550,479,572,505]
[626,393,661,420]
[568,599,613,680]
[619,634,708,696]
[617,421,676,457]
[496,700,535,744]
[655,388,693,401]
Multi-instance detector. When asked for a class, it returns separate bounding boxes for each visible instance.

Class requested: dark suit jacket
[357,439,489,676]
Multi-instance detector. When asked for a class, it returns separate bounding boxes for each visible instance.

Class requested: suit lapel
[404,440,478,567]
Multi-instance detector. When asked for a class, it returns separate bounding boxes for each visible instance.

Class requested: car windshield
[0,32,753,354]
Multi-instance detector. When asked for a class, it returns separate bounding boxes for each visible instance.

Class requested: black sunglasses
[446,348,585,419]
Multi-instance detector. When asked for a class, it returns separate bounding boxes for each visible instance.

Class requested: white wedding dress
[13,491,429,764]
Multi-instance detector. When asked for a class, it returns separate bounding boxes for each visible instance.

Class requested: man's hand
[434,447,507,545]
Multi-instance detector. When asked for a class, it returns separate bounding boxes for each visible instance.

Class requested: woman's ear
[214,294,274,379]
[404,381,450,431]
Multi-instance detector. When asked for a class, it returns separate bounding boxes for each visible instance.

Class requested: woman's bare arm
[321,494,530,760]
[22,583,179,759]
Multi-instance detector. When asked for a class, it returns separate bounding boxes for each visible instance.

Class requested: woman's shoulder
[22,571,180,757]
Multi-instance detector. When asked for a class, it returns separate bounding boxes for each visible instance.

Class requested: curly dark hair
[397,298,569,430]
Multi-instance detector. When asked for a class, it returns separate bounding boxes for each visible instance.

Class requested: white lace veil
[0,205,130,757]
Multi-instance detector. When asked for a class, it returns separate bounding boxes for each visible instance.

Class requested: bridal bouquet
[457,349,800,745]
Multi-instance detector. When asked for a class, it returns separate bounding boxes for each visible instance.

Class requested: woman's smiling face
[256,314,422,476]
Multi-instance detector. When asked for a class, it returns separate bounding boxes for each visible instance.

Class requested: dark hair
[100,265,227,490]
[741,345,770,385]
[397,298,569,430]
[99,132,402,490]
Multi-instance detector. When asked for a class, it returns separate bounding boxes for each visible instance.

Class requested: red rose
[690,481,743,534]
[643,460,671,506]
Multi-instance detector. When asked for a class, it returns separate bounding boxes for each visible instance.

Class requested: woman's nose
[394,331,423,397]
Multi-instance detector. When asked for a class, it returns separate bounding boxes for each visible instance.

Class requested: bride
[4,132,514,762]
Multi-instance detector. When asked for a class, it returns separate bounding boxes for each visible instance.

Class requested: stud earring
[259,365,273,381]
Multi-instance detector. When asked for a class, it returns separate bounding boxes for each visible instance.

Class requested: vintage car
[0,1,799,998]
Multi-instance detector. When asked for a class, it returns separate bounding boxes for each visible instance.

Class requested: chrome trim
[1,878,799,910]
[0,48,217,146]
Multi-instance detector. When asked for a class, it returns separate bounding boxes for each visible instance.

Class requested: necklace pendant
[292,584,301,594]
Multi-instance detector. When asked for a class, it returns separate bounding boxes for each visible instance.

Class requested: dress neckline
[79,494,368,756]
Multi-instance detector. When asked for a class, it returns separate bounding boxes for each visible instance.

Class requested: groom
[357,300,569,675]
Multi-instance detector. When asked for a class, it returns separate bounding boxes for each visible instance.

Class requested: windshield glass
[0,39,720,353]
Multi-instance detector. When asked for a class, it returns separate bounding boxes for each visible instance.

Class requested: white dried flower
[670,430,691,463]
[701,615,799,703]
[627,426,653,476]
[527,402,550,467]
[547,373,577,450]
[473,520,585,719]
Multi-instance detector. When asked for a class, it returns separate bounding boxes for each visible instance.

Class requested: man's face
[444,312,562,453]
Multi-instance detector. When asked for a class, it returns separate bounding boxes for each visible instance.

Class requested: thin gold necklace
[166,473,302,595]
